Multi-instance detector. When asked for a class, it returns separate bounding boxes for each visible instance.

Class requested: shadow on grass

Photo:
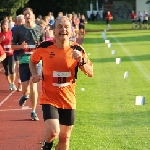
[90,54,150,63]
[85,35,150,44]
[107,35,150,42]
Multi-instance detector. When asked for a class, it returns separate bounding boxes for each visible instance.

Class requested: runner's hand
[72,50,82,62]
[71,45,84,62]
[31,75,42,83]
[22,41,28,49]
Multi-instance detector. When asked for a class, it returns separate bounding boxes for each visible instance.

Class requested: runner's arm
[0,53,6,62]
[79,59,93,77]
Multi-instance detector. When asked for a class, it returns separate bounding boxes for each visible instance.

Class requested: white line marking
[0,91,16,107]
[0,108,31,111]
[21,106,29,110]
[111,35,150,81]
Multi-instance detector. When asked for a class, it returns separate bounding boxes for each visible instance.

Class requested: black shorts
[2,55,15,76]
[42,104,75,126]
[143,20,148,24]
[138,18,142,23]
[19,63,31,82]
[106,20,110,24]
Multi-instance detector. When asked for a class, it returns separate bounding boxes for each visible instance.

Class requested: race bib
[52,71,71,87]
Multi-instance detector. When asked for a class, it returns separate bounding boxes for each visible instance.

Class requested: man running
[29,16,93,150]
[12,7,45,120]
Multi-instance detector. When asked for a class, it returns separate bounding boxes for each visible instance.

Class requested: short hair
[38,20,47,26]
[53,16,71,29]
[17,14,24,20]
[22,7,33,13]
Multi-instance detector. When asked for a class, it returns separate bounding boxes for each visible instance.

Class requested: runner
[105,11,113,31]
[12,7,45,121]
[143,10,149,29]
[0,20,16,90]
[11,14,25,91]
[29,16,93,150]
[130,10,136,29]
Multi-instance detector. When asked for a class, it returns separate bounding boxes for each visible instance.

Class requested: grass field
[68,29,150,150]
[85,20,142,31]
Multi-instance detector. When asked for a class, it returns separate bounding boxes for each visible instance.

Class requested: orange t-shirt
[30,43,87,109]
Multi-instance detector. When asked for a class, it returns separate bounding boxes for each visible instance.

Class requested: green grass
[85,20,140,31]
[68,30,150,150]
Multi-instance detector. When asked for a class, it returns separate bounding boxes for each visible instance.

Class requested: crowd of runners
[0,9,88,121]
[0,7,93,150]
[131,10,149,29]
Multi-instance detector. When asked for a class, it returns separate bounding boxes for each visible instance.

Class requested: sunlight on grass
[69,30,150,150]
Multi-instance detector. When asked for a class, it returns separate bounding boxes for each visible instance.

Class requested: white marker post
[135,96,145,105]
[116,58,121,64]
[124,71,129,78]
[111,50,116,55]
[108,43,112,48]
[105,40,110,44]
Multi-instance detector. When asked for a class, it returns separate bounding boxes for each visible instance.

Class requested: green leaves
[0,0,29,18]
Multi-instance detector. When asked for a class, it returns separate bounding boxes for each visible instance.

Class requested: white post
[90,1,93,11]
[96,0,99,11]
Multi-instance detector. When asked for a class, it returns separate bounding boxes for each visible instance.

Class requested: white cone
[108,43,112,48]
[111,50,116,55]
[124,71,129,78]
[105,39,110,43]
[116,58,121,64]
[81,88,85,91]
[102,32,107,40]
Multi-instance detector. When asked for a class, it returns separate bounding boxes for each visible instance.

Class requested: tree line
[0,0,136,20]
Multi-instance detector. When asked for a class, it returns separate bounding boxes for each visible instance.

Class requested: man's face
[18,18,25,25]
[53,17,72,41]
[23,9,34,23]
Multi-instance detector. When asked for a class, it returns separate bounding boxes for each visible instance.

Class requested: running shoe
[31,112,39,121]
[19,95,29,106]
[41,141,53,150]
[11,84,17,91]
[8,84,12,90]
[17,83,22,91]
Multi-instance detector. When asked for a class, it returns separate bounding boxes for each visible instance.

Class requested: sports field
[70,28,150,150]
[0,22,150,149]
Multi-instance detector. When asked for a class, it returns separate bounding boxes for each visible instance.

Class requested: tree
[0,0,29,19]
[0,0,97,19]
[19,0,91,17]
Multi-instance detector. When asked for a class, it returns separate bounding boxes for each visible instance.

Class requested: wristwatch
[78,58,86,66]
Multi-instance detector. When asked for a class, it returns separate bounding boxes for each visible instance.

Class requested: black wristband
[78,58,86,66]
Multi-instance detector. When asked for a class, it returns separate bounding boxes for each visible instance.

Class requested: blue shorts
[19,63,31,82]
[19,63,42,82]
[14,50,22,61]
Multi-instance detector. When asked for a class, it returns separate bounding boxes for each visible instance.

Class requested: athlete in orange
[29,16,93,150]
